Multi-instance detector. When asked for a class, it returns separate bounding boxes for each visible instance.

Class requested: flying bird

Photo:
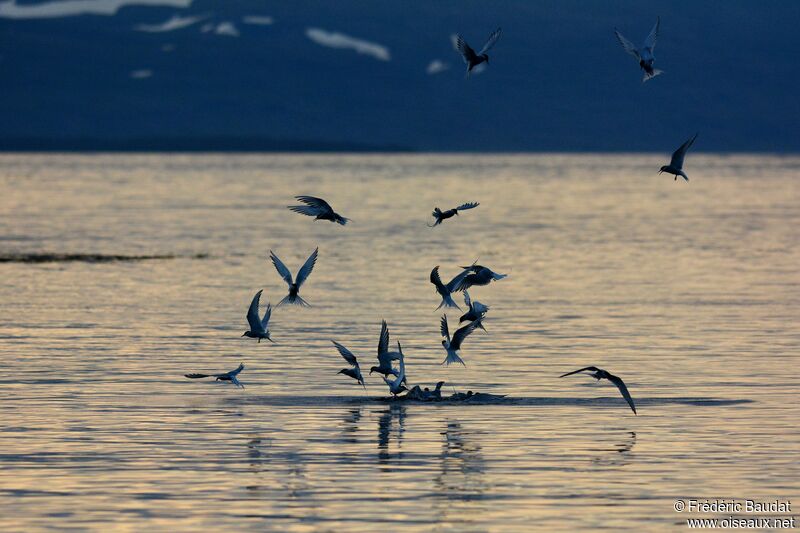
[430,266,465,310]
[440,314,482,366]
[559,366,637,414]
[185,363,246,389]
[428,202,479,227]
[332,340,365,388]
[242,290,274,343]
[383,342,408,396]
[454,28,502,77]
[453,263,507,292]
[659,133,698,182]
[615,17,662,82]
[369,320,406,383]
[288,196,349,225]
[270,247,318,307]
[460,290,488,332]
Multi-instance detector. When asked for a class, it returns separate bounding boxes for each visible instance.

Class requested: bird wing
[440,315,451,343]
[607,373,637,414]
[270,251,293,285]
[288,205,324,217]
[295,247,318,287]
[454,34,478,64]
[296,195,333,212]
[246,290,263,331]
[473,300,489,314]
[228,363,245,377]
[378,319,390,356]
[430,265,445,289]
[643,16,659,53]
[185,373,212,379]
[670,133,698,169]
[446,268,471,293]
[230,375,244,389]
[451,319,480,349]
[614,29,640,59]
[479,28,502,55]
[396,348,406,383]
[455,201,479,211]
[260,302,272,328]
[559,366,601,378]
[463,290,472,309]
[332,340,359,367]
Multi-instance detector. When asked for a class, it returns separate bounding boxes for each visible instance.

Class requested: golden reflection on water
[0,154,798,531]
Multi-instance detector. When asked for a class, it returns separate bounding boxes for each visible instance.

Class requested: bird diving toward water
[270,247,318,307]
[383,342,408,397]
[659,133,698,182]
[428,201,479,227]
[559,366,637,414]
[430,266,472,310]
[369,320,406,383]
[332,340,365,388]
[453,28,502,77]
[185,363,246,389]
[453,263,507,292]
[460,290,488,332]
[242,290,274,343]
[288,196,349,225]
[615,17,662,82]
[440,314,483,366]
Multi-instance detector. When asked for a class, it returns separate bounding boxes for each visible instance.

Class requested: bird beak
[241,333,247,337]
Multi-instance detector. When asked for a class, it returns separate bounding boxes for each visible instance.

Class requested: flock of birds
[184,17,705,416]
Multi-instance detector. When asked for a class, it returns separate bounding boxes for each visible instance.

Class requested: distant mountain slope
[0,0,797,151]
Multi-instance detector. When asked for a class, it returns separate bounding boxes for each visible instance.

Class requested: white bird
[559,366,637,414]
[270,247,318,307]
[659,133,698,182]
[440,315,482,366]
[332,340,365,388]
[185,363,246,388]
[383,342,408,396]
[460,290,488,332]
[242,290,274,343]
[454,28,502,77]
[288,196,349,225]
[615,17,662,82]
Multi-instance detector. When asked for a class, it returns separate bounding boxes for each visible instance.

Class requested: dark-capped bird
[453,28,502,77]
[428,201,479,227]
[615,17,662,82]
[288,196,349,225]
[453,263,507,292]
[332,340,365,388]
[242,289,274,343]
[383,342,408,396]
[185,363,246,389]
[430,266,473,310]
[559,366,637,414]
[659,133,698,182]
[270,247,318,307]
[369,320,406,383]
[440,314,483,366]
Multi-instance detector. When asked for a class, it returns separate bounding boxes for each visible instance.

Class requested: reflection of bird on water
[434,421,486,501]
[377,404,407,463]
[339,407,362,444]
[591,431,637,467]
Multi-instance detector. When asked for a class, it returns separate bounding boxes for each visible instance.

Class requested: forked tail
[642,68,663,82]
[442,351,466,366]
[278,294,310,307]
[436,293,461,311]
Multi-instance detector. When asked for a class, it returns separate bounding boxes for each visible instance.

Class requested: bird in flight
[659,133,698,182]
[185,363,246,389]
[453,28,502,77]
[270,247,318,307]
[383,342,408,397]
[440,314,483,366]
[332,340,366,388]
[453,263,507,292]
[615,17,662,82]
[559,366,637,414]
[428,201,479,227]
[430,266,472,310]
[288,196,349,225]
[242,289,274,343]
[369,320,406,382]
[460,290,489,332]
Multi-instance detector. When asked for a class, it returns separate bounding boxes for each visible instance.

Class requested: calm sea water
[0,154,798,531]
